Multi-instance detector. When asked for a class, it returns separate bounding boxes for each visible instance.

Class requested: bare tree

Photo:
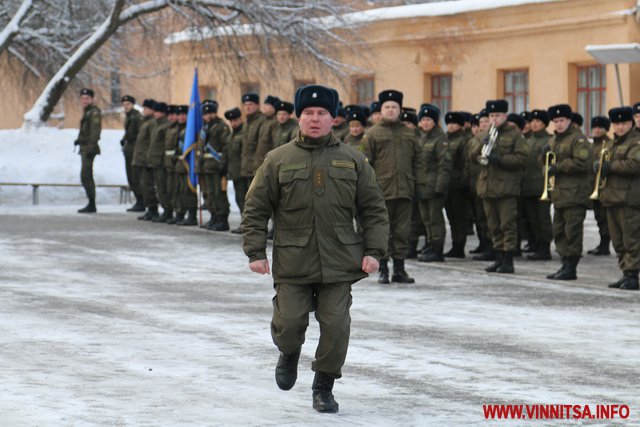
[0,0,35,54]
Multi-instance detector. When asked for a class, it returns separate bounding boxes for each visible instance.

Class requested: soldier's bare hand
[249,259,270,275]
[361,256,379,273]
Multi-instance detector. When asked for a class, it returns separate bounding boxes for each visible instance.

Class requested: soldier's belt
[165,150,176,156]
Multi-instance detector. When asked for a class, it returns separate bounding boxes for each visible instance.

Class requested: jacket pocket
[328,164,357,207]
[333,224,364,271]
[279,164,310,210]
[273,226,313,278]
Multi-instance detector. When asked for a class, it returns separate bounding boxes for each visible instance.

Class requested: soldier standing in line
[571,112,584,133]
[168,108,190,225]
[331,105,350,141]
[470,100,527,274]
[633,102,640,128]
[362,89,426,284]
[417,107,452,263]
[254,95,281,172]
[587,116,612,256]
[121,95,144,212]
[343,108,367,149]
[273,101,298,148]
[132,100,160,221]
[163,105,184,224]
[600,107,640,291]
[544,104,592,280]
[75,88,101,214]
[147,102,172,222]
[242,84,388,413]
[224,107,245,220]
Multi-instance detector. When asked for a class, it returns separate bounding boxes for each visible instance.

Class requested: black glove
[542,144,551,155]
[601,161,610,177]
[487,153,501,165]
[74,140,79,146]
[547,165,557,177]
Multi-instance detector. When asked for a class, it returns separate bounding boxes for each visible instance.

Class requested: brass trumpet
[477,124,498,166]
[540,151,556,201]
[589,148,611,200]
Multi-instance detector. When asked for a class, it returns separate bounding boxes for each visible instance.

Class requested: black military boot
[469,238,486,254]
[178,208,197,226]
[146,206,159,222]
[378,260,390,284]
[406,240,419,259]
[485,250,503,272]
[588,236,611,256]
[418,244,444,262]
[154,209,172,223]
[275,348,301,391]
[127,199,145,212]
[472,244,496,261]
[312,371,339,413]
[522,240,537,253]
[391,259,415,283]
[210,215,230,231]
[546,258,567,279]
[620,270,639,291]
[167,212,183,225]
[201,214,216,229]
[608,271,631,288]
[78,198,96,214]
[527,242,552,261]
[444,241,465,258]
[497,251,515,273]
[552,256,578,280]
[137,209,149,220]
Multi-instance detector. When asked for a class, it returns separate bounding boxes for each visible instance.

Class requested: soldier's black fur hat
[80,88,94,98]
[419,104,440,123]
[531,109,550,126]
[633,102,640,115]
[142,99,156,109]
[370,101,381,113]
[548,104,572,120]
[401,109,418,126]
[471,114,480,126]
[345,104,361,116]
[176,105,189,114]
[264,95,280,108]
[360,105,371,119]
[224,107,242,120]
[294,84,339,118]
[571,112,583,127]
[203,101,218,114]
[167,105,178,114]
[242,93,260,104]
[591,115,611,130]
[460,111,473,124]
[485,99,509,113]
[378,89,403,108]
[507,113,525,130]
[348,110,367,126]
[336,107,348,118]
[608,107,633,123]
[154,102,168,113]
[445,111,465,126]
[121,95,136,104]
[478,108,488,118]
[276,101,294,114]
[520,111,532,122]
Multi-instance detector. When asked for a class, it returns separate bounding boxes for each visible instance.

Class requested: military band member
[600,107,640,291]
[76,88,101,213]
[343,109,366,148]
[241,84,389,413]
[470,100,527,274]
[121,95,144,212]
[274,101,298,148]
[545,104,592,280]
[587,116,612,255]
[362,89,427,284]
[224,107,245,229]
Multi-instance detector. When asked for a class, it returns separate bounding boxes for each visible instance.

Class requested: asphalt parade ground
[0,205,638,426]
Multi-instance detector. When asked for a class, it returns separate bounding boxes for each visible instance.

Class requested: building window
[504,70,529,113]
[240,82,260,98]
[352,76,375,105]
[431,74,452,119]
[199,86,217,102]
[577,65,606,134]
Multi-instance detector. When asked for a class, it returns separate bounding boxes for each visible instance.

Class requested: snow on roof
[586,43,640,64]
[165,0,561,45]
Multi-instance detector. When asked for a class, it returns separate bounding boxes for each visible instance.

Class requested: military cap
[202,101,218,114]
[176,105,189,114]
[478,108,488,118]
[471,114,480,126]
[459,111,473,124]
[370,101,381,113]
[154,102,168,113]
[224,107,242,120]
[264,95,280,108]
[348,110,367,126]
[360,105,371,119]
[571,112,584,127]
[591,115,611,130]
[80,88,94,98]
[401,108,418,126]
[531,109,550,126]
[242,93,260,104]
[345,104,361,116]
[608,107,634,123]
[167,105,178,115]
[378,89,403,108]
[548,104,572,120]
[276,101,294,114]
[142,99,156,109]
[420,103,441,115]
[294,84,339,118]
[520,111,532,122]
[336,107,348,118]
[507,113,525,130]
[485,99,509,113]
[445,111,466,126]
[121,95,136,104]
[633,102,640,115]
[418,104,440,122]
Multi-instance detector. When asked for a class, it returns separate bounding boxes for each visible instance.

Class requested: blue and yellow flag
[182,67,202,193]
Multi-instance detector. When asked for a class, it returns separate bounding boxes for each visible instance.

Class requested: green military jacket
[521,129,552,197]
[77,104,101,156]
[274,118,299,148]
[548,125,593,208]
[446,129,468,192]
[421,126,452,198]
[163,121,180,172]
[241,111,267,178]
[471,121,527,199]
[600,128,640,208]
[241,132,389,285]
[174,124,189,174]
[132,115,157,167]
[147,116,171,168]
[254,115,278,173]
[332,121,350,142]
[361,119,427,201]
[202,117,230,174]
[466,131,484,195]
[343,132,365,150]
[226,124,244,181]
[123,109,142,156]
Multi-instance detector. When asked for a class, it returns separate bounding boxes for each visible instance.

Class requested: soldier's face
[349,121,364,136]
[553,117,571,133]
[333,116,346,126]
[446,123,462,133]
[403,121,416,129]
[203,113,212,123]
[298,107,333,139]
[489,113,506,127]
[168,113,177,122]
[522,122,531,133]
[471,124,479,136]
[243,102,259,116]
[381,101,401,121]
[143,106,153,117]
[178,113,187,124]
[419,117,435,131]
[591,126,606,138]
[230,118,242,129]
[80,95,93,108]
[613,121,633,137]
[530,119,546,132]
[371,112,382,124]
[479,116,490,131]
[153,111,164,119]
[122,101,133,112]
[277,111,290,124]
[634,113,640,128]
[261,103,275,116]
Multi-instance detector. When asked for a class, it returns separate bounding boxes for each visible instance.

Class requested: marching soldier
[343,108,366,148]
[362,89,426,284]
[470,100,527,274]
[224,107,245,225]
[75,88,101,213]
[132,100,160,221]
[273,101,298,148]
[587,116,612,255]
[545,104,592,280]
[417,106,452,262]
[149,104,174,222]
[121,95,144,212]
[600,107,640,291]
